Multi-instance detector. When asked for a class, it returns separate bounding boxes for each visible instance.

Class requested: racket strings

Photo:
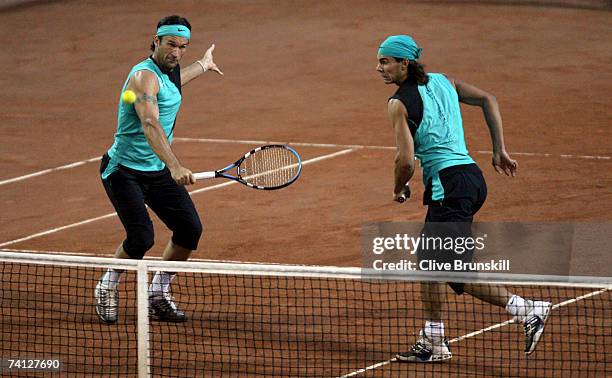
[241,147,300,188]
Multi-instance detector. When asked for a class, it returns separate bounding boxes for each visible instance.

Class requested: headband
[156,24,191,40]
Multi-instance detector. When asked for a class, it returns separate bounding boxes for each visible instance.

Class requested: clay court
[0,0,610,376]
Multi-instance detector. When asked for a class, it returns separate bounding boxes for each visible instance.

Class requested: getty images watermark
[362,222,612,282]
[369,231,510,272]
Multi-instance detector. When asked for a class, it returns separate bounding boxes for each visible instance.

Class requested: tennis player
[376,35,551,361]
[94,15,223,324]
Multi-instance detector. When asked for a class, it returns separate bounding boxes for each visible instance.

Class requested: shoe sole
[525,303,551,355]
[95,305,118,324]
[149,311,187,323]
[149,316,187,322]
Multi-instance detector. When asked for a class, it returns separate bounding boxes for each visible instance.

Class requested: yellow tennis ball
[121,90,137,104]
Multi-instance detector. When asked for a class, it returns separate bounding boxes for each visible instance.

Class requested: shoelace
[524,316,540,336]
[99,289,118,315]
[411,341,431,354]
[513,301,534,324]
[164,293,179,311]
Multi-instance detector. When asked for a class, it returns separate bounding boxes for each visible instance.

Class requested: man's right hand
[393,184,411,203]
[170,165,195,185]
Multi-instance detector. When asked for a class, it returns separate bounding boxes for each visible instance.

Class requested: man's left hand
[492,150,518,177]
[199,44,224,75]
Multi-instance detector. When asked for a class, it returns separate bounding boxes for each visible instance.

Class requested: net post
[137,260,150,378]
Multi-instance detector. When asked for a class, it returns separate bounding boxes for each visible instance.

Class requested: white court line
[0,156,102,186]
[0,213,119,249]
[175,137,612,161]
[1,140,608,188]
[175,137,393,151]
[0,148,354,248]
[337,287,610,377]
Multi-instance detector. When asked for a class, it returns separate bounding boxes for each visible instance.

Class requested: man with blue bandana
[95,15,223,324]
[377,35,551,362]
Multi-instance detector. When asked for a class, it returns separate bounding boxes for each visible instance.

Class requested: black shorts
[417,164,487,294]
[100,154,202,259]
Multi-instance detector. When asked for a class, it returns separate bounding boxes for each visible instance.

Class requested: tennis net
[0,251,609,377]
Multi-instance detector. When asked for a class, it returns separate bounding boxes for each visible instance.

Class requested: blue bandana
[378,35,422,60]
[156,25,191,40]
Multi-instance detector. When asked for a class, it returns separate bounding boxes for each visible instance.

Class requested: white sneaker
[396,329,452,362]
[521,300,551,355]
[94,282,118,324]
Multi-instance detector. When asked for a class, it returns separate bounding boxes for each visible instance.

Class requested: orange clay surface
[0,1,610,376]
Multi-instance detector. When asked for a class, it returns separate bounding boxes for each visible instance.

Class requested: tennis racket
[193,145,302,190]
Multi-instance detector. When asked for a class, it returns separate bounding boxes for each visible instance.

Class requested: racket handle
[398,194,406,203]
[194,171,216,180]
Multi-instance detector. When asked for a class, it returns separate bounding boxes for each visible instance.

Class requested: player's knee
[172,217,203,251]
[123,229,155,259]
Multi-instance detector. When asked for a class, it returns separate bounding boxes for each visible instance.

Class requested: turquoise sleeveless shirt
[102,58,182,179]
[414,73,474,200]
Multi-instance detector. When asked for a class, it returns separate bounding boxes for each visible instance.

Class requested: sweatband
[156,25,191,40]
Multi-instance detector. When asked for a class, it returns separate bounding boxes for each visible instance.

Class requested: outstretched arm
[181,44,224,86]
[129,70,194,185]
[448,77,518,177]
[388,99,415,201]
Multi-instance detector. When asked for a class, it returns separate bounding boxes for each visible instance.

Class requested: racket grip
[194,171,216,180]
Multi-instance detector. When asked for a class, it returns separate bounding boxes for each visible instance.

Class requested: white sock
[506,295,528,317]
[424,321,445,342]
[149,271,175,295]
[100,268,123,289]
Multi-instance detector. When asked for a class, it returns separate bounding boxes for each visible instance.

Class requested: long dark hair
[394,58,428,85]
[150,15,192,51]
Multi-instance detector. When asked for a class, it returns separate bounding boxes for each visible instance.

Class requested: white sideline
[174,137,612,160]
[0,139,609,188]
[0,156,102,186]
[0,148,354,248]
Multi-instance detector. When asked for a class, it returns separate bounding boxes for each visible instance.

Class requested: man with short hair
[376,35,551,361]
[95,15,223,324]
